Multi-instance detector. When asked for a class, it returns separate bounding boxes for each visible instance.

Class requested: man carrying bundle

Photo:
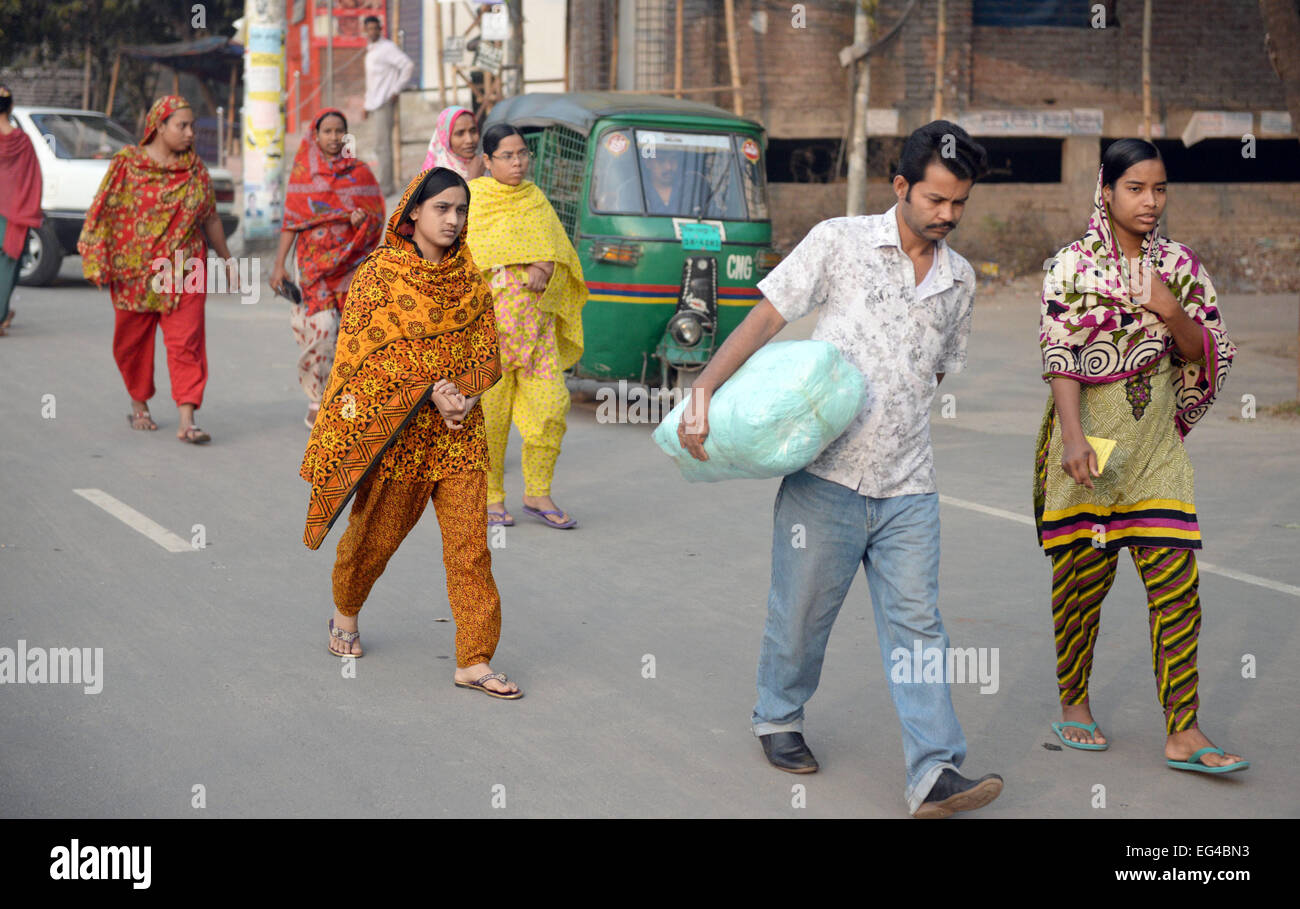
[679,121,1003,818]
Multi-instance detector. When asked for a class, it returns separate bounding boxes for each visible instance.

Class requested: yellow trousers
[481,368,570,504]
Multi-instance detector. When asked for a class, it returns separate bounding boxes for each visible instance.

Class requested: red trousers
[112,291,207,408]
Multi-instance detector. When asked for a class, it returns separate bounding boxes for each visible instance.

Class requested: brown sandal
[327,618,363,658]
[127,410,157,431]
[178,426,211,444]
[455,672,523,700]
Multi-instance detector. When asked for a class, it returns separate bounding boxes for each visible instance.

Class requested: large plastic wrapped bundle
[653,340,865,483]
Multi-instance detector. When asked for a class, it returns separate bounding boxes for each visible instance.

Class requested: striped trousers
[1050,543,1201,733]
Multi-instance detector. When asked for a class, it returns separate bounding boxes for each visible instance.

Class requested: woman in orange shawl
[300,167,522,699]
[270,109,385,428]
[78,95,236,443]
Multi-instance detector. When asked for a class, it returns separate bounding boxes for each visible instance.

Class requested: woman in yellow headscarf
[300,166,522,699]
[467,123,587,529]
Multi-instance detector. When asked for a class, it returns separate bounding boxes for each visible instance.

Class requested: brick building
[566,0,1300,288]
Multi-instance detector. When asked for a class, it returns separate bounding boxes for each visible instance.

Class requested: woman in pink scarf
[421,106,484,180]
[0,84,43,336]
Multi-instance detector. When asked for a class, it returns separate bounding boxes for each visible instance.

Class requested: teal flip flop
[1167,746,1249,774]
[1051,721,1109,751]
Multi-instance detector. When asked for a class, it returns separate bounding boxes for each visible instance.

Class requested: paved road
[1,261,1296,818]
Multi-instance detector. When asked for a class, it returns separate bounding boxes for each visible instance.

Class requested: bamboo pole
[1141,0,1151,140]
[609,0,619,91]
[674,0,683,99]
[846,1,871,216]
[82,40,92,109]
[325,0,334,109]
[436,1,447,107]
[563,0,571,90]
[932,0,945,120]
[105,52,122,117]
[226,63,237,158]
[722,0,743,115]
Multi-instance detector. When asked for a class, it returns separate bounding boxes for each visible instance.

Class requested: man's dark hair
[893,120,987,196]
[1101,137,1162,189]
[0,85,12,115]
[363,15,382,28]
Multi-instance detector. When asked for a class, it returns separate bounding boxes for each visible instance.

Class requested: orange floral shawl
[77,96,215,313]
[299,168,501,550]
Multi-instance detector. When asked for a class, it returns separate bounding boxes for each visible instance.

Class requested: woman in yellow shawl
[300,166,521,699]
[467,123,587,529]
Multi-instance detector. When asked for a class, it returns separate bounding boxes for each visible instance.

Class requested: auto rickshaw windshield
[591,127,768,221]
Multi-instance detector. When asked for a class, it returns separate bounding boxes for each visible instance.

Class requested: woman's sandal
[455,672,523,700]
[127,410,158,431]
[178,426,211,444]
[487,507,515,527]
[521,504,577,529]
[327,618,363,658]
[1167,746,1249,774]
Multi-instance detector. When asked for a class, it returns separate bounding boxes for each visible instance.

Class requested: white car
[11,106,239,286]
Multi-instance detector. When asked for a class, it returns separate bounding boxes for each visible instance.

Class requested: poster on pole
[473,42,504,76]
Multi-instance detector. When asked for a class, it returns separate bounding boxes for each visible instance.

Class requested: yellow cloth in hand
[1086,435,1117,474]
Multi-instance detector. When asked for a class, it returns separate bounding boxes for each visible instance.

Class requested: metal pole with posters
[242,0,287,241]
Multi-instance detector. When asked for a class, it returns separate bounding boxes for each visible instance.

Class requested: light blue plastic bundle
[653,339,866,483]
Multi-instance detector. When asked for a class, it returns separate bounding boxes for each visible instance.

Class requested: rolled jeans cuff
[906,760,958,815]
[752,720,803,737]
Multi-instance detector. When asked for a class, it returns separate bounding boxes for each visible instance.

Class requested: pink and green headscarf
[1039,166,1235,436]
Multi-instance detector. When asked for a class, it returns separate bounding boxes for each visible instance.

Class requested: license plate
[680,222,722,251]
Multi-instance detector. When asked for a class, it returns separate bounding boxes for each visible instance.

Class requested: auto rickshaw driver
[642,150,683,215]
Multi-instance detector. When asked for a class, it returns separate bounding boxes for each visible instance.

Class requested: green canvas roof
[483,91,763,136]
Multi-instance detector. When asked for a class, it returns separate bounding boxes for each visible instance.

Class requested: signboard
[958,108,1104,136]
[473,41,504,75]
[1181,110,1253,147]
[1260,111,1293,136]
[481,4,510,41]
[442,35,466,65]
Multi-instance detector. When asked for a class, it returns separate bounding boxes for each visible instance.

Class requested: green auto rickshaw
[482,92,780,388]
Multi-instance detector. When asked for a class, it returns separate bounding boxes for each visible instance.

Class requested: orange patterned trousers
[331,470,501,667]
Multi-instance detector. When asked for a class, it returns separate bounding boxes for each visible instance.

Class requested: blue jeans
[752,469,966,814]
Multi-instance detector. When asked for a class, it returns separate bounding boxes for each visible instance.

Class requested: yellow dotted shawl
[466,176,586,370]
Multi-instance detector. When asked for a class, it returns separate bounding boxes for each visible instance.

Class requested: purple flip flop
[521,504,577,529]
[487,508,515,527]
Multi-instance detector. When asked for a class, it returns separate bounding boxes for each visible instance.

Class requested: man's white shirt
[364,38,415,111]
[756,206,976,498]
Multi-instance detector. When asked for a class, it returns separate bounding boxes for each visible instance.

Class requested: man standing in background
[362,15,414,197]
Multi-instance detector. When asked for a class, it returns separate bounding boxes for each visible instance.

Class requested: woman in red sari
[270,109,385,427]
[78,95,237,443]
[0,84,43,337]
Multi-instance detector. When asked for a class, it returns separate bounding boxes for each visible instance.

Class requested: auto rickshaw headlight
[592,239,643,266]
[668,311,707,348]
